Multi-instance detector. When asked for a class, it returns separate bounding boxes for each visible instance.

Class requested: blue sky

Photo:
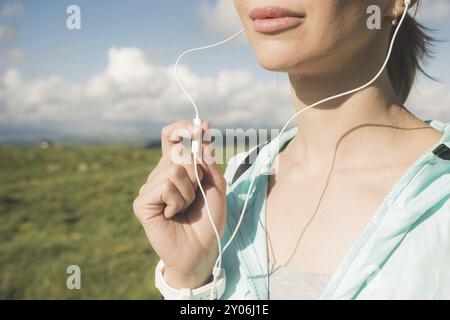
[10,0,261,81]
[0,0,450,144]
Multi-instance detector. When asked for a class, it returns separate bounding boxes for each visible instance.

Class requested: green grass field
[0,145,229,299]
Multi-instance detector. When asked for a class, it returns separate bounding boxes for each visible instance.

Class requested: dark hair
[387,0,436,103]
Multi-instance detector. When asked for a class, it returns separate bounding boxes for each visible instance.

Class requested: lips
[249,6,305,34]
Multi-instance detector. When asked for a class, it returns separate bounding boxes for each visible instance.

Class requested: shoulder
[401,154,450,219]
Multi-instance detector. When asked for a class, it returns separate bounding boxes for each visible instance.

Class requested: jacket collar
[234,120,450,300]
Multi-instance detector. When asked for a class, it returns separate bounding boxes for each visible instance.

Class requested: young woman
[133,0,450,299]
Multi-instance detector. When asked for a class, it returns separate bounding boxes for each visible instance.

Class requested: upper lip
[249,6,305,20]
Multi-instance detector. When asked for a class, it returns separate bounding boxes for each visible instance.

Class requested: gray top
[268,262,332,300]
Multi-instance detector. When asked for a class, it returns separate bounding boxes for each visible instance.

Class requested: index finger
[160,119,209,160]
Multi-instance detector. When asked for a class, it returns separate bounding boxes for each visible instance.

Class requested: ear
[385,0,416,21]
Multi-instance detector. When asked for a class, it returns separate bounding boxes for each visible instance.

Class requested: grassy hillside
[0,145,228,299]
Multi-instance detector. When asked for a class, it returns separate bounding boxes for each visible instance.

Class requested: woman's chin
[257,58,297,73]
[253,48,306,73]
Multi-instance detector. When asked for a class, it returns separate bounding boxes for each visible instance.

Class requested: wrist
[163,265,213,289]
[155,260,226,300]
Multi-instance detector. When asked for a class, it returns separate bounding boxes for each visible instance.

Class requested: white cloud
[0,47,292,139]
[0,2,23,17]
[1,46,448,141]
[416,0,450,23]
[199,0,243,37]
[0,25,17,43]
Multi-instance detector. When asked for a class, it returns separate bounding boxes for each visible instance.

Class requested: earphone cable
[222,2,410,254]
[173,2,410,300]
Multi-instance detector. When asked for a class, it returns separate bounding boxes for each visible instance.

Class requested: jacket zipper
[230,205,262,299]
[378,142,439,207]
[324,141,441,299]
[231,126,445,299]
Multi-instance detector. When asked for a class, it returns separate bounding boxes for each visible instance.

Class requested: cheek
[233,0,247,21]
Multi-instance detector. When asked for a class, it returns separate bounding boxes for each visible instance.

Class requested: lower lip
[253,16,304,33]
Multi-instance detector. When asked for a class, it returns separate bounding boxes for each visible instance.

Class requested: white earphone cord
[226,2,410,258]
[175,29,244,299]
[174,1,410,300]
[175,29,245,119]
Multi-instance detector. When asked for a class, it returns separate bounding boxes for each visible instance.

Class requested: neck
[283,68,411,173]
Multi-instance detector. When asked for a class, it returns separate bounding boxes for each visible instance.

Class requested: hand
[133,120,227,289]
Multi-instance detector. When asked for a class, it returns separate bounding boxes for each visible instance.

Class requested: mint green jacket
[220,120,450,300]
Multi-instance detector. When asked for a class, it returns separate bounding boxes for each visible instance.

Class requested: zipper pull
[432,144,450,160]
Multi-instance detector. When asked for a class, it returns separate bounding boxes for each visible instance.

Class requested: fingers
[167,166,196,212]
[161,120,191,155]
[143,163,204,193]
[152,119,209,182]
[134,179,186,223]
[183,162,205,188]
[147,122,212,186]
[202,161,227,192]
[140,164,202,210]
[134,119,217,222]
[160,119,210,161]
[138,163,206,217]
[194,138,226,191]
[161,180,186,219]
